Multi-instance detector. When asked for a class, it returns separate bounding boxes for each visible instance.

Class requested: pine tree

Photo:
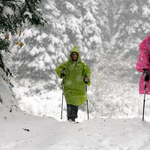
[0,0,46,79]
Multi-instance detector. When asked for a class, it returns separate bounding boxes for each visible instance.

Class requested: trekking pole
[61,77,65,119]
[86,84,89,119]
[142,81,147,121]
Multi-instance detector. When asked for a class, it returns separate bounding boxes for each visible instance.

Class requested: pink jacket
[136,35,150,94]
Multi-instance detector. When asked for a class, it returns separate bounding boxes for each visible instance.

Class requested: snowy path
[1,107,150,150]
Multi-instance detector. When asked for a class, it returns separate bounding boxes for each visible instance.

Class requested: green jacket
[55,45,91,106]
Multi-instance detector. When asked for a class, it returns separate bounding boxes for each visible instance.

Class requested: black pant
[67,104,78,121]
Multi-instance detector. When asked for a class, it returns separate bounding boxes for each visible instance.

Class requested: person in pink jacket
[136,35,150,94]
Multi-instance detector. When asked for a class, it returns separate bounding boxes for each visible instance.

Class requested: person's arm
[136,39,150,72]
[83,63,91,85]
[55,62,67,79]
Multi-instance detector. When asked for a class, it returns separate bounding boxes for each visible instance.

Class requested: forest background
[1,0,150,121]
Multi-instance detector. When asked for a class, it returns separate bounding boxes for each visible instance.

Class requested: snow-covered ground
[1,76,150,150]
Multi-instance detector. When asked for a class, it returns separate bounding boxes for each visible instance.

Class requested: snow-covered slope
[1,108,150,149]
[1,76,150,150]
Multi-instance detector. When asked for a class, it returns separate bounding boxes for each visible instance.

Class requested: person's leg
[67,104,72,120]
[67,104,78,121]
[72,105,78,119]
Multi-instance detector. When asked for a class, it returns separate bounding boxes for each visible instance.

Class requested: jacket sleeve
[55,61,68,79]
[136,39,150,72]
[83,63,91,85]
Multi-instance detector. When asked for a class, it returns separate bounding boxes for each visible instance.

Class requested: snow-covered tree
[0,0,46,79]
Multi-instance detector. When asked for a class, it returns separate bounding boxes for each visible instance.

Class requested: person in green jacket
[55,45,91,122]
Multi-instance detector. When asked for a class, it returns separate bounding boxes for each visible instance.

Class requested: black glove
[61,68,66,77]
[83,75,89,84]
[143,69,149,81]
